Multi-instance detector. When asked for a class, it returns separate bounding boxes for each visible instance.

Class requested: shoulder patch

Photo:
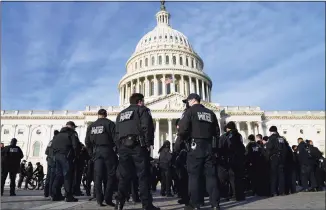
[147,109,152,116]
[74,133,78,137]
[278,137,284,143]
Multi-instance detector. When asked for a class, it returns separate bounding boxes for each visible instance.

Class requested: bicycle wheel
[27,178,37,190]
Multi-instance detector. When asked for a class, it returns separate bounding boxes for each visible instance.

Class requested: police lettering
[91,126,104,135]
[120,111,134,122]
[197,112,212,123]
[9,148,18,153]
[278,137,284,143]
[252,146,259,152]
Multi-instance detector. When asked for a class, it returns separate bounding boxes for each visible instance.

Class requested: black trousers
[160,167,172,195]
[270,157,285,195]
[116,145,153,208]
[300,164,317,190]
[1,170,17,195]
[130,175,140,201]
[44,164,56,197]
[73,161,85,194]
[17,173,24,188]
[177,167,189,203]
[94,155,116,204]
[86,160,94,196]
[217,162,245,201]
[52,154,73,198]
[187,142,218,208]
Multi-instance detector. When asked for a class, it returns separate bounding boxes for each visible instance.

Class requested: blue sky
[2,2,325,111]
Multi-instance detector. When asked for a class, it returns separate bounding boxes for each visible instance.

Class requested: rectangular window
[18,129,24,135]
[4,129,9,135]
[158,56,162,65]
[165,56,169,65]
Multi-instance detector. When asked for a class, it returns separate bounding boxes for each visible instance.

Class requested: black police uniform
[266,133,287,196]
[217,129,245,201]
[1,138,24,196]
[44,139,56,197]
[85,117,117,206]
[115,104,158,210]
[297,141,317,191]
[18,161,26,189]
[51,126,80,201]
[158,141,173,196]
[178,103,220,209]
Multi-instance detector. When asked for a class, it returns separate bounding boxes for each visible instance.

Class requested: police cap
[98,109,107,117]
[182,93,201,103]
[269,126,277,132]
[66,121,77,128]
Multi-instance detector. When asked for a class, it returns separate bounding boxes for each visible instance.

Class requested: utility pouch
[122,136,136,148]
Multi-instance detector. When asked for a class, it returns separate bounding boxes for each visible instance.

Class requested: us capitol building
[1,3,325,165]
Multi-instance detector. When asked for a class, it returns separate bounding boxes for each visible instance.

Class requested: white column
[258,121,264,135]
[236,121,240,131]
[154,119,160,157]
[168,119,173,150]
[171,74,175,93]
[12,125,17,138]
[196,78,199,95]
[154,75,158,96]
[247,121,253,135]
[205,84,209,102]
[189,76,194,93]
[181,75,185,95]
[163,75,166,95]
[201,80,205,100]
[145,77,149,97]
[25,125,32,160]
[254,123,259,135]
[136,78,140,92]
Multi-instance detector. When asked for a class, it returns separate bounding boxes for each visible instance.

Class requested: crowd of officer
[1,92,325,210]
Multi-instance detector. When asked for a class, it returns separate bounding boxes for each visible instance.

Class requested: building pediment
[146,93,219,111]
[146,93,186,111]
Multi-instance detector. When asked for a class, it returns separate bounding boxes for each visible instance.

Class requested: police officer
[51,121,80,202]
[1,138,24,196]
[85,109,116,206]
[18,160,27,189]
[217,121,245,201]
[44,130,59,197]
[158,140,173,197]
[297,138,317,191]
[266,126,287,196]
[114,93,159,210]
[178,93,220,210]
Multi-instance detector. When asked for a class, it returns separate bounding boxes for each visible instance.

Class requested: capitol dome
[118,2,213,105]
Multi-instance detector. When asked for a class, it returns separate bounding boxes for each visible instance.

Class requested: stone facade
[1,3,325,168]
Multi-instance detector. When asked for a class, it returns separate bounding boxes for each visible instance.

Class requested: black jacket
[52,127,80,158]
[2,139,24,173]
[115,105,154,147]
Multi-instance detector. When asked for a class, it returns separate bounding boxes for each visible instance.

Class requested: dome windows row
[142,34,189,48]
[129,54,202,72]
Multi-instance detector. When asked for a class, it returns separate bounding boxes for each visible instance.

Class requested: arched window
[158,80,163,95]
[145,58,148,67]
[191,58,194,68]
[151,57,155,66]
[172,56,176,65]
[150,81,154,96]
[133,85,136,93]
[165,55,169,65]
[196,60,198,69]
[135,62,137,70]
[33,141,40,157]
[158,56,162,65]
[179,57,183,65]
[140,60,142,68]
[186,57,189,66]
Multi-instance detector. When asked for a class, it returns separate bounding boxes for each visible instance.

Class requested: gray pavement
[1,189,325,210]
